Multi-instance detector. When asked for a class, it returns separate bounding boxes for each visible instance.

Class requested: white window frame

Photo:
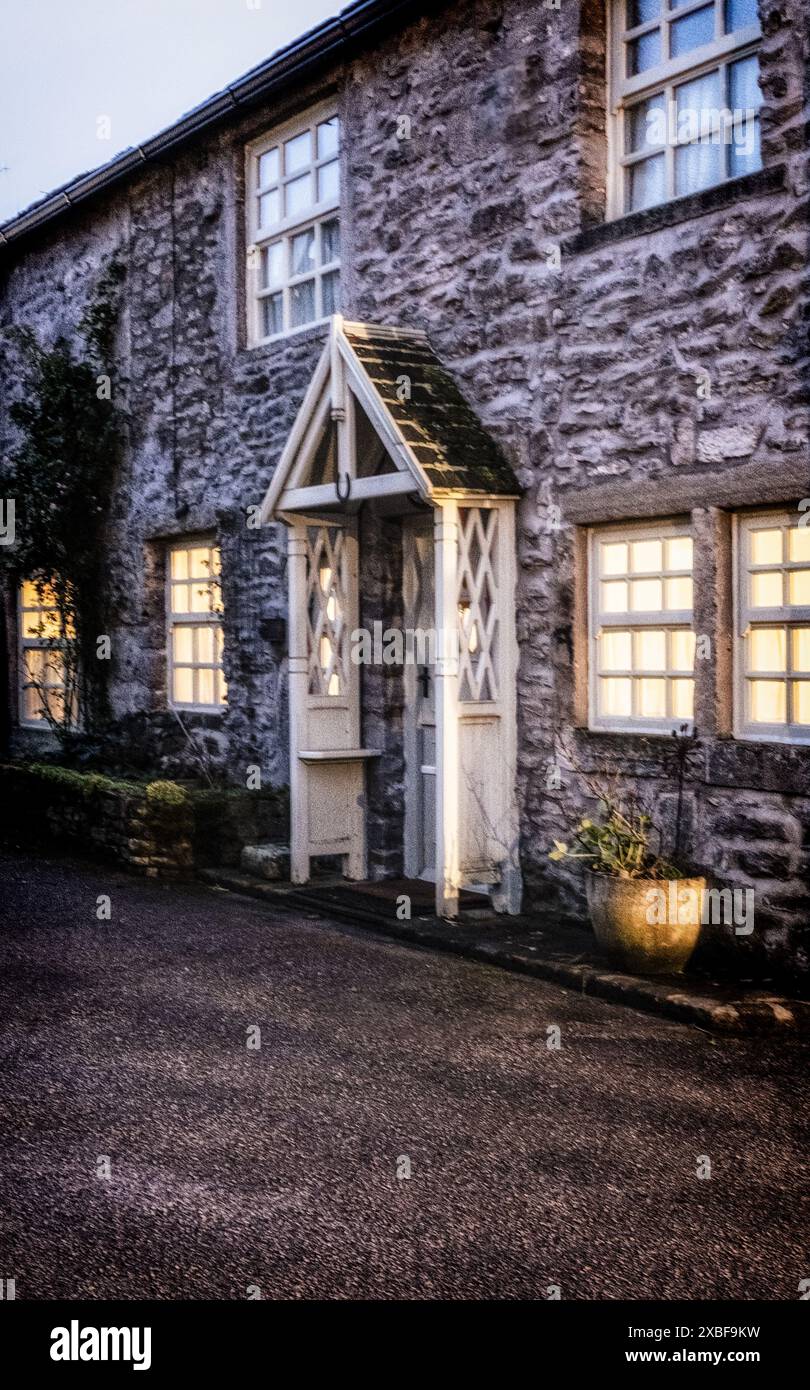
[166,540,227,713]
[17,578,72,729]
[245,101,340,348]
[607,0,762,219]
[733,510,810,745]
[588,517,696,734]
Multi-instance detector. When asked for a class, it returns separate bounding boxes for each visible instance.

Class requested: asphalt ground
[0,848,806,1300]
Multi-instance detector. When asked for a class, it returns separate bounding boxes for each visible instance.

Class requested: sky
[0,0,339,223]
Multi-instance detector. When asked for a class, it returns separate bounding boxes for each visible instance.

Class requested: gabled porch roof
[260,316,520,521]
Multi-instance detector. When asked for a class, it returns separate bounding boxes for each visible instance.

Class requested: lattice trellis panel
[306,526,348,696]
[457,507,499,702]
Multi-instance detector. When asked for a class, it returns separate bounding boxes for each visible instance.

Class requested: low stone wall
[0,763,288,878]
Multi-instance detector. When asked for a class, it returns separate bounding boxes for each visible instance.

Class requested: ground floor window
[166,541,227,710]
[735,511,810,742]
[18,578,75,726]
[588,519,695,732]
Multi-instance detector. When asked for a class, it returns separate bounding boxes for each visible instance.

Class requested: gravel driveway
[0,848,806,1300]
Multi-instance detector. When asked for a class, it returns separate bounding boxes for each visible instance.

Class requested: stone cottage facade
[1,0,808,975]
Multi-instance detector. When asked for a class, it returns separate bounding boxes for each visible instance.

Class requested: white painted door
[403,518,436,880]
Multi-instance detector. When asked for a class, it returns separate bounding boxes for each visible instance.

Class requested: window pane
[725,0,758,31]
[789,571,810,605]
[630,538,662,572]
[671,678,694,719]
[630,577,663,611]
[197,668,215,706]
[730,116,761,177]
[317,117,339,159]
[628,154,666,211]
[259,189,280,228]
[170,549,189,580]
[321,217,340,264]
[284,130,311,174]
[189,547,212,577]
[600,677,632,716]
[290,278,316,327]
[749,628,786,672]
[628,0,661,21]
[173,667,194,704]
[665,575,693,610]
[750,680,786,723]
[318,159,339,203]
[216,670,228,707]
[258,148,279,188]
[751,528,782,564]
[638,677,667,718]
[173,627,194,663]
[601,542,628,576]
[675,138,723,196]
[626,94,666,153]
[197,626,215,664]
[601,630,632,670]
[751,571,783,607]
[793,628,810,672]
[671,629,696,670]
[601,580,629,613]
[285,173,313,218]
[675,68,722,136]
[627,30,661,75]
[171,583,191,614]
[788,527,810,563]
[262,292,284,338]
[666,535,693,570]
[729,54,762,112]
[635,629,667,670]
[793,682,810,724]
[191,582,215,614]
[263,242,284,287]
[321,269,340,317]
[670,5,715,58]
[291,227,316,276]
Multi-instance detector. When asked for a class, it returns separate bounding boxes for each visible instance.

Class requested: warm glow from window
[167,542,227,710]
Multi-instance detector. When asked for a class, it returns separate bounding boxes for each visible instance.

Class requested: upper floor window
[18,578,75,728]
[167,541,227,711]
[609,0,762,216]
[735,512,810,743]
[588,520,695,732]
[246,105,340,346]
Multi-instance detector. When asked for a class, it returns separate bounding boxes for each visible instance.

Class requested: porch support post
[434,500,460,919]
[490,499,522,915]
[343,519,367,881]
[287,523,310,884]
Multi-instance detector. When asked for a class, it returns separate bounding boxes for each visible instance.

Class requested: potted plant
[548,735,705,976]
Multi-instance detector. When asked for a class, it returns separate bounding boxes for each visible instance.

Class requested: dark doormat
[285,877,482,921]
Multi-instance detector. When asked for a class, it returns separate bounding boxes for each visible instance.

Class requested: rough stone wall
[0,0,808,973]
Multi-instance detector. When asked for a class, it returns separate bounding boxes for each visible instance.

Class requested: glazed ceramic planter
[585,871,706,976]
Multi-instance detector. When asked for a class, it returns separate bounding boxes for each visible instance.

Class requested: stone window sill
[565,165,786,257]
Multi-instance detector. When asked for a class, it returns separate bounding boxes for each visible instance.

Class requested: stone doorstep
[197,868,810,1037]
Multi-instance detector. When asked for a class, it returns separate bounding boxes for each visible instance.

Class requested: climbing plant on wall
[0,258,126,745]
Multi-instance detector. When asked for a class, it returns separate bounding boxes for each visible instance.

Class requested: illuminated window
[609,0,762,216]
[167,542,227,710]
[18,577,75,727]
[589,521,695,731]
[246,105,340,345]
[735,511,810,742]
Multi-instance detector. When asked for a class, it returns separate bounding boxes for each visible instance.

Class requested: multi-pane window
[589,522,695,731]
[247,106,340,344]
[167,542,227,711]
[18,578,75,726]
[611,0,762,215]
[735,512,810,742]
